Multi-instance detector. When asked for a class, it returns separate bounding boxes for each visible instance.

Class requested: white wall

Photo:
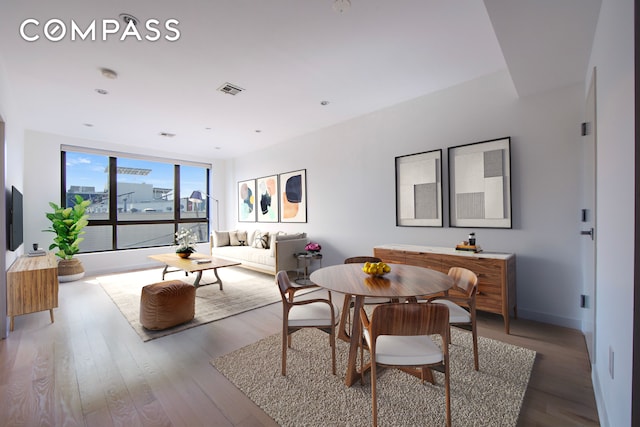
[1,52,25,339]
[23,131,220,276]
[587,0,635,425]
[230,69,586,329]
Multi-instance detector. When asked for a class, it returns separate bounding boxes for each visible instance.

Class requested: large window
[62,147,210,253]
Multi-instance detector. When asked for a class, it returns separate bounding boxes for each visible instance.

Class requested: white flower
[175,228,198,253]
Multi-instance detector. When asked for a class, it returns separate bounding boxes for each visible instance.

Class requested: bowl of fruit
[362,261,391,277]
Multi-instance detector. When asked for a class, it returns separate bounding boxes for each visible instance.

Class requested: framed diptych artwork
[238,179,256,222]
[256,174,279,223]
[448,137,512,228]
[395,149,443,227]
[279,169,307,223]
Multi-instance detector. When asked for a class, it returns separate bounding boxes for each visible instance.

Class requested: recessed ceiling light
[320,100,329,106]
[95,88,108,95]
[119,13,139,27]
[255,130,262,133]
[159,132,176,138]
[83,123,94,127]
[100,68,118,79]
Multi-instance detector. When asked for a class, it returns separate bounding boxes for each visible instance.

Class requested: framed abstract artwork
[448,137,512,228]
[395,149,443,227]
[256,174,279,223]
[279,169,307,223]
[238,179,256,222]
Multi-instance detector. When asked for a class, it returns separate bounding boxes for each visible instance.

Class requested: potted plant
[175,227,197,258]
[44,195,91,282]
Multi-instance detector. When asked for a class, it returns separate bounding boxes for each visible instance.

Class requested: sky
[65,151,207,198]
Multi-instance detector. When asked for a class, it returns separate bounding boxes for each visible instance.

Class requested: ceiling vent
[218,83,244,96]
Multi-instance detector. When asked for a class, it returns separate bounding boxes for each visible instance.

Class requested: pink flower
[305,242,321,252]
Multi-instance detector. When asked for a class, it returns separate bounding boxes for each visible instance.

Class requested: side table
[294,252,323,285]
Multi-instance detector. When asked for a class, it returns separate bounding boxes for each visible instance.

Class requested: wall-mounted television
[8,185,23,251]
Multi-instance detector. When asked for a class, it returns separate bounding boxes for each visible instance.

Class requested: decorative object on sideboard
[44,194,91,282]
[455,231,482,252]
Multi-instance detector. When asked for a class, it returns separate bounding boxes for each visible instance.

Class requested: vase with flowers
[305,242,321,253]
[175,228,198,258]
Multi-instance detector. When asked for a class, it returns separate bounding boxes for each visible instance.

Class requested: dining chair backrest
[368,302,449,339]
[448,266,478,298]
[275,270,337,376]
[361,302,452,427]
[344,256,382,264]
[276,270,293,301]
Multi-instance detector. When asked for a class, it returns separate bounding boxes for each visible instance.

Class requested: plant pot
[177,252,191,259]
[58,258,85,282]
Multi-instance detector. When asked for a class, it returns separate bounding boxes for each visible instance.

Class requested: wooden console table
[6,252,59,331]
[374,244,516,334]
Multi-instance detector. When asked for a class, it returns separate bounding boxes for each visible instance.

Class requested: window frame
[61,147,211,253]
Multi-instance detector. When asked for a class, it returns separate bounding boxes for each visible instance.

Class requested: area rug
[212,328,536,426]
[97,266,291,342]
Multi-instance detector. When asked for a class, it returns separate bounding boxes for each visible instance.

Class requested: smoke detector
[218,83,244,96]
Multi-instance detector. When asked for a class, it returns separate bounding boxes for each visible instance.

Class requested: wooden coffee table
[148,253,241,289]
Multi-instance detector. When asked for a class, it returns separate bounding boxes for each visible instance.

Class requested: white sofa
[209,229,308,275]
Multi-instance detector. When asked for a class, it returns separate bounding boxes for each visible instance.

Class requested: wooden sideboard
[6,252,59,331]
[374,244,516,333]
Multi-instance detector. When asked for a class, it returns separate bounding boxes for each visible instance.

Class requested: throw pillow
[247,230,257,247]
[229,230,241,246]
[252,231,270,249]
[236,230,248,246]
[213,230,230,247]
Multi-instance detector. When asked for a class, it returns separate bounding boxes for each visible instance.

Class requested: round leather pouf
[140,280,196,330]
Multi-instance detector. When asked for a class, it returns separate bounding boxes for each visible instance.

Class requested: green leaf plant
[44,195,91,260]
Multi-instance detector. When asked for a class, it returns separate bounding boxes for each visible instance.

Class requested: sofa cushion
[213,230,230,247]
[277,232,306,241]
[269,232,306,256]
[237,230,248,245]
[229,230,243,246]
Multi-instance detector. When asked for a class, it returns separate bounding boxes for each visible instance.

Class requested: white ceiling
[0,0,601,159]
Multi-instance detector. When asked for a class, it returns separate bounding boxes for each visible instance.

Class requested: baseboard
[592,367,609,426]
[516,308,582,330]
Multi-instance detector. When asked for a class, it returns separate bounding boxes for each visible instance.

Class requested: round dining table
[309,263,454,387]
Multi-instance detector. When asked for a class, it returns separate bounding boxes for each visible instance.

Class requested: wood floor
[0,274,600,426]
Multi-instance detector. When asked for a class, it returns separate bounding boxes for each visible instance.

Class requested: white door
[581,69,597,363]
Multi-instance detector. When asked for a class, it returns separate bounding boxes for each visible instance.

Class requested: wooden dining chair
[427,266,479,371]
[342,256,391,330]
[360,302,451,427]
[276,270,339,376]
